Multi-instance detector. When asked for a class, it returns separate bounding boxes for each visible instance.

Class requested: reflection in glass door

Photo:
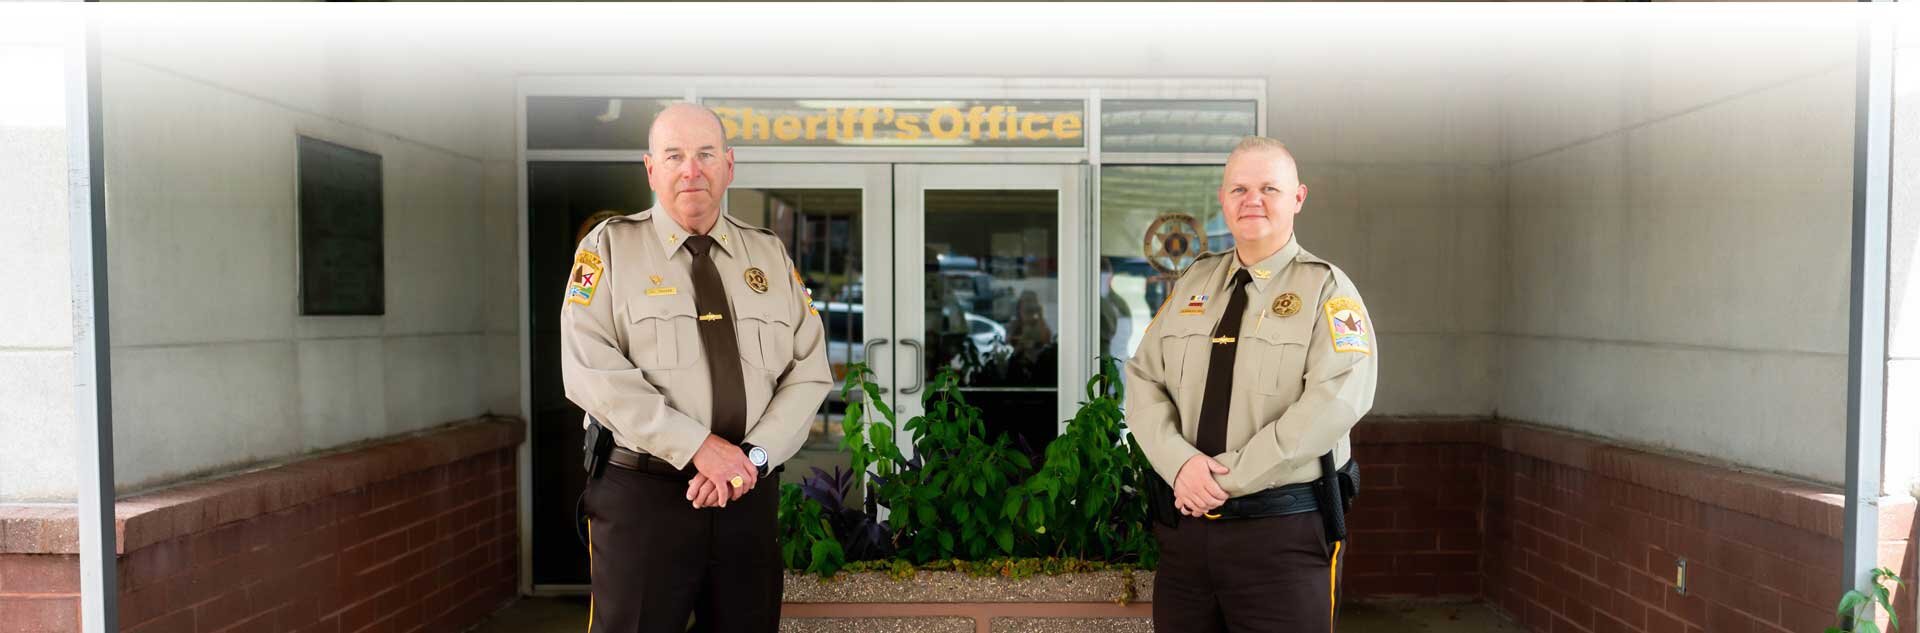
[895,165,1088,458]
[727,164,894,480]
[526,161,652,587]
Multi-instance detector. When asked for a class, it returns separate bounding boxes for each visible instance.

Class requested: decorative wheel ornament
[576,210,625,246]
[1143,213,1205,276]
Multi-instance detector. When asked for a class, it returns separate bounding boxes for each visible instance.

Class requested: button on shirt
[560,207,832,469]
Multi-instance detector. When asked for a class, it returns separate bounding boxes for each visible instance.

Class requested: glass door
[893,164,1088,458]
[526,161,653,588]
[727,164,895,478]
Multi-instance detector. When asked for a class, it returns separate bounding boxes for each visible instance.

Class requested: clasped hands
[1173,454,1232,517]
[684,434,761,509]
[680,438,1233,514]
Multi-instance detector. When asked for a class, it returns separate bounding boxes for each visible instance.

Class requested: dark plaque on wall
[297,136,384,315]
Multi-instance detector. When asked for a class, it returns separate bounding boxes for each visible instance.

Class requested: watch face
[749,447,768,466]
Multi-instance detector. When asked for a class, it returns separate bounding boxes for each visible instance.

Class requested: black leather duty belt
[1204,459,1360,521]
[607,446,784,481]
[608,447,696,479]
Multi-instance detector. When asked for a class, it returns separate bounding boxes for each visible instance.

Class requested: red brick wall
[1349,418,1915,633]
[1484,448,1846,633]
[0,554,80,632]
[1477,420,1912,633]
[8,416,1909,633]
[0,418,523,633]
[1347,419,1489,599]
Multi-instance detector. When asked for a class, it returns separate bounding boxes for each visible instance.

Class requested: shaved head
[648,102,729,153]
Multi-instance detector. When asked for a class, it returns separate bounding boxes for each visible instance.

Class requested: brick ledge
[0,416,1869,552]
[1354,416,1859,539]
[0,416,525,555]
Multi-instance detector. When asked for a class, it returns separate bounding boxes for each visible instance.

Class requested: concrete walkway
[469,597,1526,632]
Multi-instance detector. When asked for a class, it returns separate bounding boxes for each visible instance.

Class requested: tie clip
[1211,336,1235,344]
[699,313,723,321]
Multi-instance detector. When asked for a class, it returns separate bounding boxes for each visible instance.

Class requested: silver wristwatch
[743,443,769,478]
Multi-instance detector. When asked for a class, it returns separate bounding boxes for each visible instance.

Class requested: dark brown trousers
[1151,511,1345,633]
[583,464,782,633]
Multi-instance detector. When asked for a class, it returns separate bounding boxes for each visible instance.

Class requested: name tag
[646,287,678,297]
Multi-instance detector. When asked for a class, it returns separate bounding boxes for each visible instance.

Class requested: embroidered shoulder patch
[793,268,819,317]
[1324,297,1371,355]
[566,250,603,306]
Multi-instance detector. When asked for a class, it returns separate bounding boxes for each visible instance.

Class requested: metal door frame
[728,162,900,418]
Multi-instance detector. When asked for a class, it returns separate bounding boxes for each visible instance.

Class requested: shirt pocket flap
[627,295,697,369]
[1249,303,1317,395]
[1245,305,1317,347]
[736,297,794,371]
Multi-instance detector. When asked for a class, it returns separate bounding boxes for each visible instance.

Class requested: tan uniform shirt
[560,207,832,470]
[1125,237,1377,498]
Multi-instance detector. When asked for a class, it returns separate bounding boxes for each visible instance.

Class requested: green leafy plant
[778,358,1162,577]
[838,363,904,497]
[880,368,1034,561]
[1829,567,1905,633]
[797,465,893,562]
[776,483,845,576]
[1004,355,1158,567]
[774,363,896,577]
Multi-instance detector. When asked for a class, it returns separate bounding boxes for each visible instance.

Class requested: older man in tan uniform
[562,103,832,633]
[1126,136,1377,633]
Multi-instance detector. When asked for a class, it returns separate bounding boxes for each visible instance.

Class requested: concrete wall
[92,18,521,495]
[0,27,76,502]
[1498,19,1859,485]
[1890,24,1920,497]
[16,6,1887,496]
[1277,82,1504,417]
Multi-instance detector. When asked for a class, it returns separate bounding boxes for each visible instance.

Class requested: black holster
[1312,451,1360,545]
[1147,471,1181,528]
[577,416,615,547]
[582,416,614,479]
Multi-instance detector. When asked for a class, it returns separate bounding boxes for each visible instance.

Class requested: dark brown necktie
[683,235,748,443]
[1195,269,1253,456]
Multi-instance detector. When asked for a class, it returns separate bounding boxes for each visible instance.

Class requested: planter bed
[778,569,1156,633]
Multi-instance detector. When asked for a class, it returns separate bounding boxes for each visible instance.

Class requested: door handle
[862,338,890,394]
[900,338,925,395]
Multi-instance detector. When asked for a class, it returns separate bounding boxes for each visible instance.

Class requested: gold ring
[1204,512,1221,520]
[729,475,745,489]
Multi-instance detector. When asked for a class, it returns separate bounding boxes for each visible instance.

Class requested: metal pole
[65,6,117,633]
[1842,3,1893,625]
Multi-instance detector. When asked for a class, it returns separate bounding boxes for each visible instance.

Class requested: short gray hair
[1227,136,1296,164]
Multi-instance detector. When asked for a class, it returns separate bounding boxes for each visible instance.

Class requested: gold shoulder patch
[1323,297,1371,355]
[792,268,819,316]
[566,250,604,306]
